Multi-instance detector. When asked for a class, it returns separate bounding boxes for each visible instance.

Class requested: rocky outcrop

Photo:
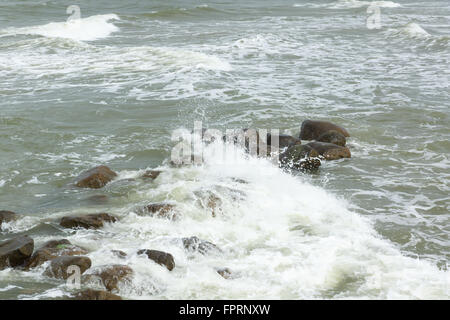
[279,145,321,171]
[144,203,178,220]
[216,267,233,279]
[73,289,122,300]
[137,249,175,271]
[300,120,350,140]
[60,213,118,229]
[316,130,346,146]
[75,165,117,189]
[0,210,17,227]
[182,236,222,255]
[44,256,92,279]
[84,265,133,292]
[141,170,162,180]
[305,142,351,160]
[266,133,302,152]
[25,239,88,269]
[0,235,34,270]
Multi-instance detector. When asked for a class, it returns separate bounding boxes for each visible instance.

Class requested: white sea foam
[1,14,119,41]
[14,141,448,299]
[388,23,431,39]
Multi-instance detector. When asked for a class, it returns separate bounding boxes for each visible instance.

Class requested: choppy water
[0,0,449,299]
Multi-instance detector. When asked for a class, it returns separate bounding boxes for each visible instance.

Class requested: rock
[84,265,133,292]
[74,289,122,300]
[194,190,222,217]
[44,256,92,279]
[0,235,34,270]
[305,142,351,160]
[216,267,233,279]
[266,133,302,152]
[75,165,117,189]
[25,239,88,269]
[60,213,118,229]
[279,145,321,172]
[300,120,350,140]
[137,249,175,271]
[141,170,162,180]
[316,130,346,146]
[84,195,109,205]
[0,210,17,227]
[111,250,127,259]
[182,236,222,255]
[144,203,178,220]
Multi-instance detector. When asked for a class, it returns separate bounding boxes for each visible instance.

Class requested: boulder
[60,213,118,229]
[141,170,162,180]
[137,249,175,271]
[266,133,302,152]
[194,190,222,217]
[144,203,178,220]
[0,235,34,270]
[216,267,233,279]
[75,165,117,189]
[25,239,88,269]
[300,120,349,140]
[44,256,92,279]
[182,236,222,255]
[279,145,321,172]
[305,142,351,160]
[84,265,133,292]
[0,210,17,227]
[73,289,122,300]
[316,130,346,146]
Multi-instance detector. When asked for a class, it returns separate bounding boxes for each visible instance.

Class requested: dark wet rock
[230,178,248,184]
[111,250,127,259]
[279,145,321,172]
[75,165,117,189]
[144,203,178,220]
[216,267,233,279]
[0,235,34,270]
[44,256,92,279]
[182,236,222,255]
[84,264,133,292]
[305,141,351,160]
[25,239,88,269]
[142,170,162,180]
[316,130,347,147]
[300,120,350,140]
[137,249,175,271]
[266,133,302,153]
[60,213,118,229]
[73,289,122,300]
[0,210,17,227]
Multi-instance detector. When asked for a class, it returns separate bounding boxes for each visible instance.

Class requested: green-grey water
[0,0,449,299]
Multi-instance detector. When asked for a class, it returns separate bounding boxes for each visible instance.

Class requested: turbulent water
[0,0,449,299]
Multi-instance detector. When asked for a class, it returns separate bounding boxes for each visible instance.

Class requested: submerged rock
[144,203,178,220]
[316,130,347,146]
[0,210,17,227]
[75,165,117,189]
[141,170,162,180]
[25,239,88,269]
[305,141,351,160]
[44,256,92,279]
[60,213,118,229]
[216,267,233,279]
[299,120,350,140]
[194,190,222,218]
[0,235,34,270]
[73,289,122,300]
[111,250,127,259]
[182,236,222,255]
[84,264,133,292]
[137,249,175,271]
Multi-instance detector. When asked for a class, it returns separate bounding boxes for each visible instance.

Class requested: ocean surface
[0,0,449,299]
